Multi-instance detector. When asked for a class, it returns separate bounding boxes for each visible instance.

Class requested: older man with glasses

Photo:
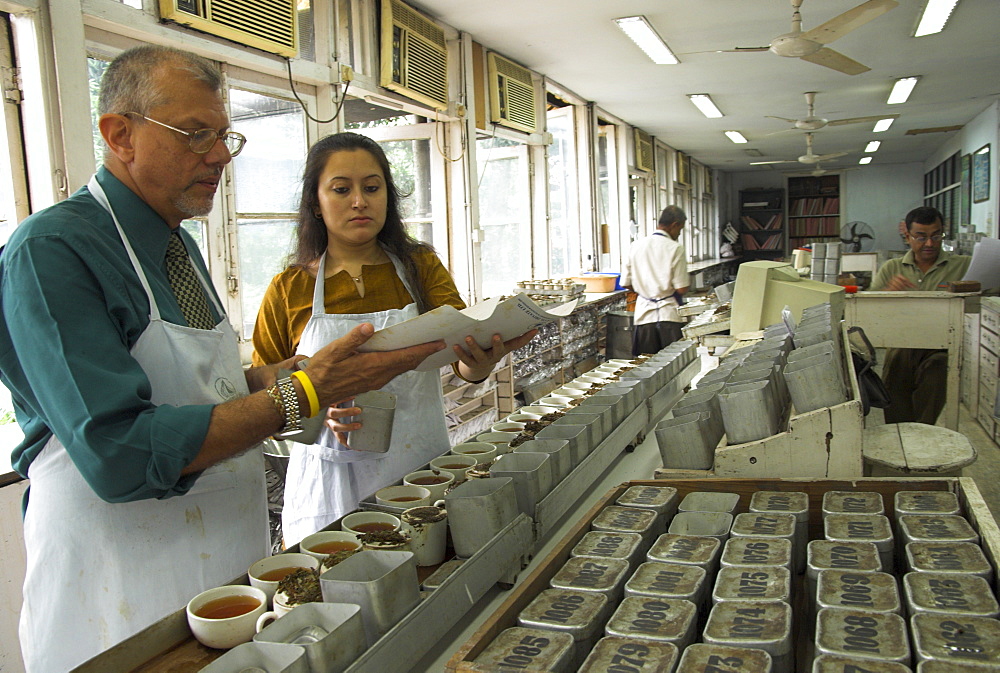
[0,45,443,672]
[870,206,972,424]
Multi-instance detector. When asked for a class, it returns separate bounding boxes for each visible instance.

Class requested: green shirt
[0,167,221,503]
[870,249,972,291]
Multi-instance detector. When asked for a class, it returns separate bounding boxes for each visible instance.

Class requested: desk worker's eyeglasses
[909,233,943,243]
[123,113,246,157]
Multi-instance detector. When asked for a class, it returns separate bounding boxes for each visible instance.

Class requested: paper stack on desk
[357,293,579,371]
[963,237,1000,290]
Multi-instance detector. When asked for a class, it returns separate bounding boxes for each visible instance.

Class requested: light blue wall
[843,164,924,252]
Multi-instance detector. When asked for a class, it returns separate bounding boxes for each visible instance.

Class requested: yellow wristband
[291,370,320,418]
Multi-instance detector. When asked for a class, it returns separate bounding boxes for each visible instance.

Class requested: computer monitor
[730,261,845,335]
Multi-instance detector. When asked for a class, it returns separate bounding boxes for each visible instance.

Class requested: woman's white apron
[19,176,268,673]
[281,252,449,545]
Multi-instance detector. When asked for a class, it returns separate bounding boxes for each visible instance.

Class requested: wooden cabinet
[440,359,514,445]
[976,297,1000,443]
[787,174,841,250]
[738,188,785,259]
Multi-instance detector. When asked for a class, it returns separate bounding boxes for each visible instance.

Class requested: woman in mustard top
[253,132,534,545]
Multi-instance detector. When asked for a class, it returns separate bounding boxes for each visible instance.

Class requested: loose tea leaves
[321,548,359,570]
[357,530,409,546]
[276,567,322,605]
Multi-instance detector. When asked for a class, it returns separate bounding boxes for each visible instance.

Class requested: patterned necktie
[165,231,215,330]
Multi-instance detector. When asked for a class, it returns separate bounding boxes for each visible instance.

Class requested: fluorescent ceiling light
[725,131,748,144]
[865,141,881,153]
[887,77,919,104]
[689,94,723,118]
[914,0,960,37]
[859,157,873,165]
[873,118,895,133]
[613,16,679,65]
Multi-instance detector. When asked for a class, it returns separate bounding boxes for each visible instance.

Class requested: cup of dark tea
[341,511,401,536]
[403,469,455,500]
[373,485,432,509]
[248,552,320,606]
[186,585,268,649]
[299,531,363,562]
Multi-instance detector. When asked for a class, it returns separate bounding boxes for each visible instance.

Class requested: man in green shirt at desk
[870,206,971,424]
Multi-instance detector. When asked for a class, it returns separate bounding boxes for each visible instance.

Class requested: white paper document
[962,237,1000,290]
[358,293,579,371]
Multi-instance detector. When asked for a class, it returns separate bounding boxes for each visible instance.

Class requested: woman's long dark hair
[294,132,433,313]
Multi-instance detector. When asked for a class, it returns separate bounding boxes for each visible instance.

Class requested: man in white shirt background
[620,205,690,356]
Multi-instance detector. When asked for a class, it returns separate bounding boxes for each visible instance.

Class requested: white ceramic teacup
[518,405,553,416]
[187,585,268,649]
[248,553,320,606]
[429,454,477,483]
[254,590,297,633]
[491,421,525,434]
[374,484,433,509]
[341,511,401,536]
[299,531,363,562]
[403,469,455,500]
[451,441,498,463]
[507,412,542,422]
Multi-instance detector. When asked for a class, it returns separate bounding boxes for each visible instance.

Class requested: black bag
[846,325,891,416]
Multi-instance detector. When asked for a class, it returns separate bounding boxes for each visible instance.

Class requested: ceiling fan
[750,132,850,166]
[718,0,899,75]
[768,91,899,131]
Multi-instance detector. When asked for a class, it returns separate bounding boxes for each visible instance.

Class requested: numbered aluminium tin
[517,589,610,668]
[807,540,883,612]
[577,636,679,673]
[824,514,894,573]
[667,511,734,543]
[604,596,697,650]
[647,534,722,573]
[677,491,740,514]
[822,491,885,518]
[550,556,631,603]
[616,485,679,536]
[592,506,659,548]
[749,490,808,573]
[893,490,961,519]
[730,513,798,573]
[910,612,1000,668]
[420,558,463,591]
[814,607,910,666]
[624,561,707,607]
[816,570,901,615]
[675,643,772,673]
[702,600,793,673]
[902,572,1000,619]
[711,566,791,606]
[916,660,1000,673]
[571,531,645,570]
[720,536,793,574]
[471,626,575,673]
[904,541,994,583]
[898,514,979,547]
[811,653,912,673]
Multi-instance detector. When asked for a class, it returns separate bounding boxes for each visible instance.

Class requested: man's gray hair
[97,45,222,117]
[658,205,687,228]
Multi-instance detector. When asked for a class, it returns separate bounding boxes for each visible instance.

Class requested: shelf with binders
[789,215,840,238]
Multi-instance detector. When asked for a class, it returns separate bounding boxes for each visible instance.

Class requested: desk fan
[841,221,875,252]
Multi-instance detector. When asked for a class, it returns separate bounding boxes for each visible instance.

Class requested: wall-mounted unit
[634,128,654,172]
[158,0,297,57]
[487,52,538,133]
[380,0,449,110]
[676,151,691,186]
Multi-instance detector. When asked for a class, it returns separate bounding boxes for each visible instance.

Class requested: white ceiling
[410,0,1000,173]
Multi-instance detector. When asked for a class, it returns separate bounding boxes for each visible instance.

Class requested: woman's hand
[324,398,361,446]
[453,329,539,382]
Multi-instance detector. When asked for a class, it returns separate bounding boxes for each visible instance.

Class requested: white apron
[282,251,450,545]
[18,176,268,673]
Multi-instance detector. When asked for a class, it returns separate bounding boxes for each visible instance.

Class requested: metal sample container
[655,411,719,471]
[624,561,708,607]
[675,643,773,673]
[807,540,883,608]
[814,607,910,667]
[562,406,609,444]
[677,489,739,514]
[718,379,781,444]
[668,511,734,543]
[517,588,610,668]
[812,654,911,673]
[616,485,679,536]
[253,602,365,673]
[577,636,679,673]
[902,571,1000,618]
[604,596,697,651]
[904,541,994,583]
[648,534,722,573]
[513,439,572,483]
[549,556,631,603]
[731,511,798,573]
[898,514,980,547]
[822,491,886,518]
[201,642,307,673]
[551,416,599,456]
[749,490,809,573]
[571,530,645,570]
[591,506,659,548]
[910,612,1000,669]
[471,626,575,673]
[420,558,463,591]
[711,565,791,606]
[894,490,961,519]
[702,600,793,673]
[537,423,590,467]
[824,514,895,572]
[816,570,901,615]
[719,536,793,573]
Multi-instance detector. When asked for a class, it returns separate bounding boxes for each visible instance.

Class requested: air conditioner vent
[380,0,449,110]
[487,52,538,133]
[159,0,297,57]
[634,128,653,172]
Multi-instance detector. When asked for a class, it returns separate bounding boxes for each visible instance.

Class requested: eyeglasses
[124,112,246,156]
[910,233,944,243]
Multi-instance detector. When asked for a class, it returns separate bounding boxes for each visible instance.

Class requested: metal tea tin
[617,485,679,536]
[624,561,707,607]
[571,531,645,570]
[421,558,464,591]
[675,643,773,672]
[807,540,883,610]
[471,626,575,673]
[720,536,793,573]
[822,491,885,518]
[517,588,610,668]
[910,612,1000,668]
[592,506,659,548]
[824,514,894,572]
[730,512,798,573]
[811,653,912,673]
[893,490,961,519]
[647,534,722,573]
[550,556,631,603]
[904,541,994,583]
[902,572,1000,619]
[915,660,1000,673]
[677,491,740,514]
[577,636,679,673]
[604,596,697,650]
[898,514,979,547]
[814,607,910,666]
[702,600,793,673]
[711,565,791,606]
[667,511,734,543]
[749,490,809,574]
[816,570,901,615]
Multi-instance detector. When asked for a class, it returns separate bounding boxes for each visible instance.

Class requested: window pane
[87,57,110,170]
[181,219,208,262]
[547,111,580,277]
[379,138,434,246]
[237,218,298,337]
[477,137,530,298]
